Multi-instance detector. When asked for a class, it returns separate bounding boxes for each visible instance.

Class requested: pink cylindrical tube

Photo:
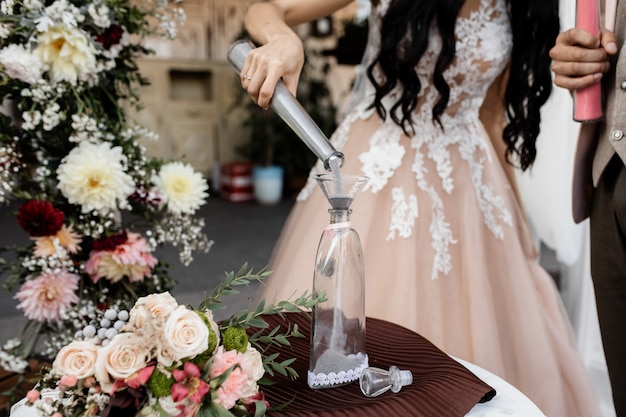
[573,0,604,123]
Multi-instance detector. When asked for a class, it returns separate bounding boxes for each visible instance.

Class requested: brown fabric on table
[258,314,495,417]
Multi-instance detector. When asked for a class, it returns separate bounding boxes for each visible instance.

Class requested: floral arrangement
[0,0,214,391]
[18,266,324,417]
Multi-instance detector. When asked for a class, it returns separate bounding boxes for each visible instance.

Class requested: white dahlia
[152,162,208,214]
[56,141,135,213]
[0,44,44,84]
[34,25,97,85]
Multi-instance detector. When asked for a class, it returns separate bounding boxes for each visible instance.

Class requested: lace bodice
[369,0,512,124]
[298,0,515,279]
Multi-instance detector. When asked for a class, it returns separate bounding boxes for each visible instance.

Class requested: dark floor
[0,195,294,345]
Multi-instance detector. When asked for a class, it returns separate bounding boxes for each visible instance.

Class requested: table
[9,315,546,417]
[252,314,546,417]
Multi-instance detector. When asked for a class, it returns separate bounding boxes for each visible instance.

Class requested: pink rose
[26,390,40,402]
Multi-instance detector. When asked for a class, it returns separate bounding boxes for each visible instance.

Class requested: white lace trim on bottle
[307,353,369,388]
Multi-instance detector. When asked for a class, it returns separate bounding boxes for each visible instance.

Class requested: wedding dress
[258,0,599,416]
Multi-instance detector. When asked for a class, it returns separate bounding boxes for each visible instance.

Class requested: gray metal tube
[227,40,344,171]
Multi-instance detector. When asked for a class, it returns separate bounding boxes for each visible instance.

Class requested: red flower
[241,391,270,415]
[95,24,124,50]
[92,231,128,251]
[171,362,210,404]
[16,200,65,237]
[126,365,155,390]
[130,188,163,206]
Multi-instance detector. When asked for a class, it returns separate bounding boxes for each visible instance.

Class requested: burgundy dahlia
[95,24,124,50]
[16,200,65,237]
[92,230,128,251]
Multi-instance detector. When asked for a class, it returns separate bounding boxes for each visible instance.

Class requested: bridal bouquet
[19,266,324,417]
[0,0,213,389]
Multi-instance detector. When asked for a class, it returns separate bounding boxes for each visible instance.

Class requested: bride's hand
[240,31,304,110]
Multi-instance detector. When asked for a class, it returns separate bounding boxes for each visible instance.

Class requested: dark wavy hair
[366,0,559,171]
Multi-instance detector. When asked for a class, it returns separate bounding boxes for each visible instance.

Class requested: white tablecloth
[459,358,546,417]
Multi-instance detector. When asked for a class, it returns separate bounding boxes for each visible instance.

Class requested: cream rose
[52,340,99,380]
[127,292,178,332]
[135,292,178,321]
[94,333,151,393]
[126,304,150,331]
[34,25,97,85]
[158,306,209,366]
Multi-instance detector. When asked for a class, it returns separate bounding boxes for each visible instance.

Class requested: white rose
[138,396,180,417]
[158,306,208,366]
[0,44,44,84]
[158,396,182,415]
[240,344,265,398]
[94,333,151,393]
[52,340,99,379]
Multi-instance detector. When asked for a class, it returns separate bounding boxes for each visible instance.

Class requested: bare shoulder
[272,0,354,26]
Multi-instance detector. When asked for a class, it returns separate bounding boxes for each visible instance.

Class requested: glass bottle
[307,173,369,389]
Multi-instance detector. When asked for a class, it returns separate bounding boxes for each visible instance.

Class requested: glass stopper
[359,365,413,397]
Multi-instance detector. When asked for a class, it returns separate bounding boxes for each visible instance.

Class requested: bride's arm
[242,0,353,109]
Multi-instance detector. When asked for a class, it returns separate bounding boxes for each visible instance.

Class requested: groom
[550,2,626,415]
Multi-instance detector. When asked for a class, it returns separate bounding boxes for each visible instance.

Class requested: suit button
[611,130,624,140]
[621,81,626,90]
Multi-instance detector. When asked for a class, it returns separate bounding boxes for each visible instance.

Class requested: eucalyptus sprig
[198,263,272,312]
[199,263,327,381]
[219,289,327,331]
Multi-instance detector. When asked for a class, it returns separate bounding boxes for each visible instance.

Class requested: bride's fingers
[258,67,284,109]
[240,58,253,86]
[282,71,301,97]
[247,73,267,105]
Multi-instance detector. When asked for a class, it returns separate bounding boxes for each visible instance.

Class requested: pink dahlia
[85,231,157,283]
[16,200,65,237]
[15,270,80,322]
[33,224,82,258]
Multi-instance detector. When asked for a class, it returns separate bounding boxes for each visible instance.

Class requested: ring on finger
[243,74,253,80]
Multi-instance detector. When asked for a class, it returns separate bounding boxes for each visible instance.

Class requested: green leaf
[253,400,268,417]
[246,317,268,328]
[280,357,297,367]
[198,402,236,417]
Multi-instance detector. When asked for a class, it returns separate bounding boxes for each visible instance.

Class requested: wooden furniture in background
[128,58,249,177]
